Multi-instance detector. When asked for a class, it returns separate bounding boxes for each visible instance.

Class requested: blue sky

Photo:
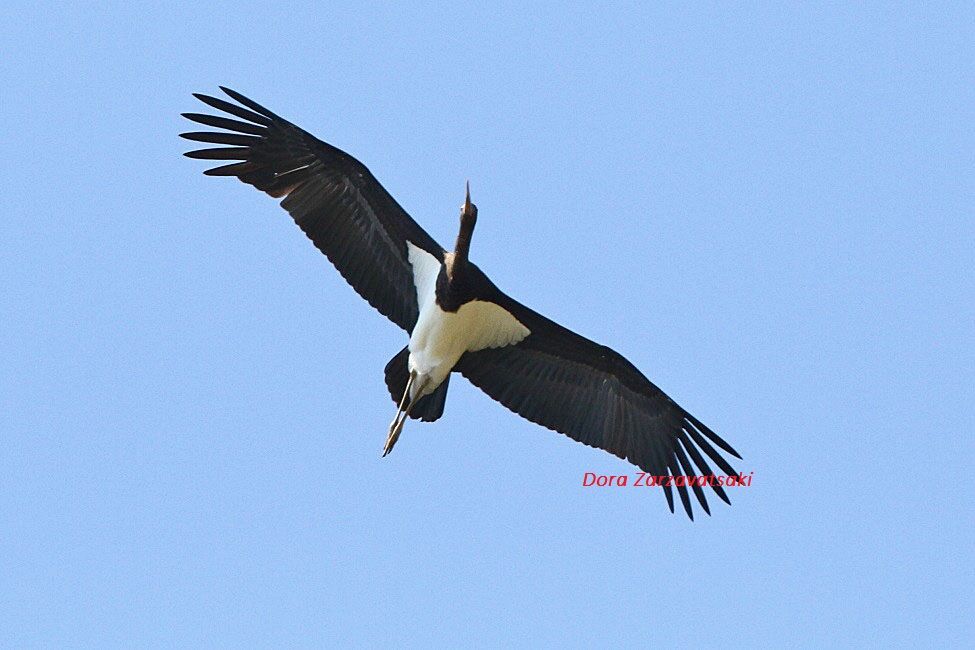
[2,2,972,646]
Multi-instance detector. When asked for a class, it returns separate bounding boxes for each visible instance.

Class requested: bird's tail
[384,346,450,422]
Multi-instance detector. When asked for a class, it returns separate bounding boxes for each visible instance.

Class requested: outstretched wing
[457,286,742,520]
[181,87,445,332]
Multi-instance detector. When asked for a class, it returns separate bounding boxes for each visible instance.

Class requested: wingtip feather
[219,86,280,120]
[686,414,742,459]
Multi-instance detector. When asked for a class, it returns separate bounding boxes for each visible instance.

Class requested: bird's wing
[456,289,741,519]
[181,87,446,332]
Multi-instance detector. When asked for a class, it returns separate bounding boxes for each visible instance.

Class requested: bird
[181,87,742,519]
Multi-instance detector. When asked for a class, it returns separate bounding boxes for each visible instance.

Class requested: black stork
[181,87,742,519]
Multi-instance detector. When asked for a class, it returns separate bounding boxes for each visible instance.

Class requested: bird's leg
[384,371,416,457]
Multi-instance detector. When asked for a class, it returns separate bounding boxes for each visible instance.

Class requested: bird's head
[460,181,478,233]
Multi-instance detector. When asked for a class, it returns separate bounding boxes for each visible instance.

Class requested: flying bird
[181,87,742,519]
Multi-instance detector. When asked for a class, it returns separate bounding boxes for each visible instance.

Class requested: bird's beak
[464,180,472,214]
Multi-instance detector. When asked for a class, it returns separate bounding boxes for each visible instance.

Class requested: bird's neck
[447,227,472,281]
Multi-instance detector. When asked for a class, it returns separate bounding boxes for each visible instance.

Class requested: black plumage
[182,87,743,519]
[182,87,444,332]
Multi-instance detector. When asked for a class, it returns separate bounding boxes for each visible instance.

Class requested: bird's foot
[383,414,405,457]
[383,369,417,457]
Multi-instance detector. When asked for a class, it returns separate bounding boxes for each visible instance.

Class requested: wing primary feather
[678,431,730,505]
[202,161,260,176]
[661,475,675,513]
[179,131,259,146]
[670,458,694,520]
[684,425,738,478]
[192,93,273,126]
[184,147,251,160]
[181,113,266,136]
[674,443,710,516]
[686,413,741,459]
[220,87,283,121]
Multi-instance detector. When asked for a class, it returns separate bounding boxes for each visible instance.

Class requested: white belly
[406,243,530,400]
[408,304,475,392]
